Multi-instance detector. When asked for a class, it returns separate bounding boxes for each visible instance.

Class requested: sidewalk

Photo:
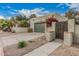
[24,39,62,56]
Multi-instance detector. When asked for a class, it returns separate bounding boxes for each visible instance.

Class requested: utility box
[46,31,55,42]
[64,32,73,46]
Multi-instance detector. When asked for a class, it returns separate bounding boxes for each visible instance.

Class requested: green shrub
[18,41,26,48]
[19,20,29,27]
[28,28,33,33]
[28,40,35,43]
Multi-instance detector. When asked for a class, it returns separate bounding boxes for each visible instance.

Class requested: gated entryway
[55,21,68,39]
[34,22,45,33]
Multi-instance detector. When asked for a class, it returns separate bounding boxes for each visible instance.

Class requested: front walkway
[24,39,62,56]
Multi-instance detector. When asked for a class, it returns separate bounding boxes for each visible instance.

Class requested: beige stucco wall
[74,25,79,43]
[68,19,75,33]
[12,27,28,33]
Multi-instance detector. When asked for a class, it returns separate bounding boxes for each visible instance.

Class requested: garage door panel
[34,23,45,33]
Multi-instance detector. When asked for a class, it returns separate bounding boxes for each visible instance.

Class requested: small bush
[18,20,29,27]
[28,28,33,33]
[28,40,35,43]
[18,41,26,48]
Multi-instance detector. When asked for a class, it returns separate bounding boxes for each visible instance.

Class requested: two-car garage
[34,22,45,33]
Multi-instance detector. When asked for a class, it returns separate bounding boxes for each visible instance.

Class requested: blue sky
[0,3,79,19]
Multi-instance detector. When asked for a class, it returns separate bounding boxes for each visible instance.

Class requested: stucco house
[30,14,68,32]
[29,13,79,46]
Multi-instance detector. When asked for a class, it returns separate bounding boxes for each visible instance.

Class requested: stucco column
[52,22,56,32]
[45,22,56,42]
[30,19,34,32]
[68,19,75,33]
[52,22,56,40]
[45,23,47,33]
[64,32,73,46]
[68,19,75,43]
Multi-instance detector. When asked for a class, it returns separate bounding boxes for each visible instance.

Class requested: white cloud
[56,4,63,7]
[56,3,79,11]
[18,9,31,17]
[0,15,5,19]
[0,5,11,9]
[68,4,79,9]
[56,3,70,9]
[10,11,17,14]
[66,3,79,11]
[18,8,50,18]
[0,15,11,20]
[0,16,12,20]
[65,3,70,7]
[10,9,17,12]
[60,13,65,16]
[6,17,11,20]
[56,3,70,8]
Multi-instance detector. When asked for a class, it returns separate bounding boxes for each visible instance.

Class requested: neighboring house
[30,13,79,46]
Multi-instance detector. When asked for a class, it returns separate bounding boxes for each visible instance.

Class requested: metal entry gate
[55,21,68,39]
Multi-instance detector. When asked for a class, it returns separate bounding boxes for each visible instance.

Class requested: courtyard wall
[74,25,79,43]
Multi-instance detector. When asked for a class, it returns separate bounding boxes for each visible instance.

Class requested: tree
[10,17,17,26]
[0,19,4,29]
[65,9,78,19]
[30,14,37,19]
[65,9,79,24]
[1,20,9,29]
[15,15,22,21]
[19,20,29,27]
[75,12,79,24]
[65,10,74,19]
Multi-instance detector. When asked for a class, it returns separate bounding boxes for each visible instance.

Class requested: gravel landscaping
[3,36,48,56]
[49,44,79,56]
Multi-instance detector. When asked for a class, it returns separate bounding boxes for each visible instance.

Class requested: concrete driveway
[0,32,45,47]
